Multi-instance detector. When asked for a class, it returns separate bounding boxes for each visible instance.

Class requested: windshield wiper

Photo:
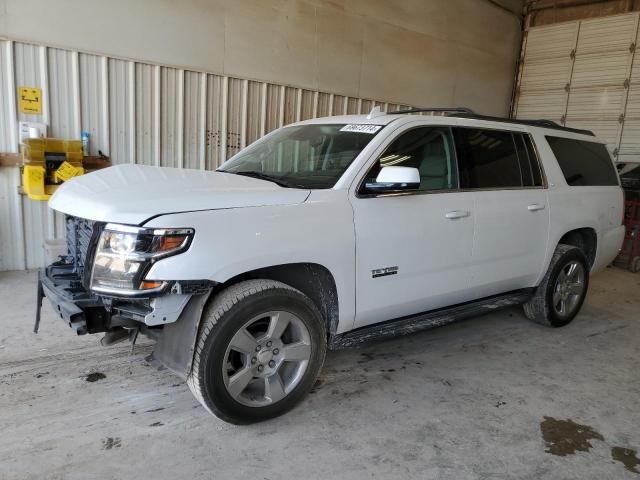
[224,170,296,188]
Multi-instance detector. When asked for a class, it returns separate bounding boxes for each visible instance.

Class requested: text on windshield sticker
[339,124,382,134]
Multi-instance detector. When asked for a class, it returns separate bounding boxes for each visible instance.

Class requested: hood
[49,164,311,225]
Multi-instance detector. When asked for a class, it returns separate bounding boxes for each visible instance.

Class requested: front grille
[65,215,97,278]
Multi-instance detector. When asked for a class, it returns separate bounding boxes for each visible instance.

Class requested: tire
[187,279,326,424]
[523,244,590,327]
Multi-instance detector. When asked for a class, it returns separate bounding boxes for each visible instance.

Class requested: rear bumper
[593,225,626,272]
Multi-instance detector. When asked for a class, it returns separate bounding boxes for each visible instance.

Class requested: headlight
[90,223,193,296]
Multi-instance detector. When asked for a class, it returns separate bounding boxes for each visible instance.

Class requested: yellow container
[22,165,50,200]
[21,138,85,201]
[22,138,83,166]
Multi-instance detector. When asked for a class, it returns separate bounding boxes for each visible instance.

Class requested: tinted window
[621,164,640,191]
[453,128,522,189]
[360,127,457,193]
[523,134,544,187]
[514,134,533,186]
[513,133,544,187]
[546,136,619,186]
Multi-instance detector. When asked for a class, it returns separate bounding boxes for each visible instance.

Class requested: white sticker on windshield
[339,124,382,134]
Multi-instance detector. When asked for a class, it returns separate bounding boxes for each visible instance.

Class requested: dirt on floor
[0,267,639,480]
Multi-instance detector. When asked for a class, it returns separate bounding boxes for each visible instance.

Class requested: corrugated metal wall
[514,12,640,163]
[0,40,409,271]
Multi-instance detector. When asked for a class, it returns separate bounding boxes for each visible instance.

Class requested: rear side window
[545,136,619,186]
[513,134,533,186]
[523,134,544,187]
[453,128,522,189]
[513,133,544,187]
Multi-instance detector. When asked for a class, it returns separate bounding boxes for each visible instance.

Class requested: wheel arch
[214,262,340,335]
[151,263,339,382]
[557,227,598,269]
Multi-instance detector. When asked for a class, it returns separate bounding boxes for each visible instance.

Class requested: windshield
[218,124,382,189]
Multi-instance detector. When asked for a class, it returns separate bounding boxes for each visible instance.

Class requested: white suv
[38,107,625,424]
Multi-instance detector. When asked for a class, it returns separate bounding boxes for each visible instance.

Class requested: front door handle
[527,204,546,212]
[445,210,471,219]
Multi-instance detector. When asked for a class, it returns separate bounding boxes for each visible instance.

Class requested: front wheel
[523,244,589,327]
[187,279,326,424]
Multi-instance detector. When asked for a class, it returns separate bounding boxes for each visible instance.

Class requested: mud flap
[34,270,45,334]
[148,291,212,380]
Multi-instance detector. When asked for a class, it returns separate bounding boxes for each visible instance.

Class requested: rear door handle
[445,210,471,219]
[527,204,546,212]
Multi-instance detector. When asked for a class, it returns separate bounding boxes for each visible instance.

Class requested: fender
[142,191,356,334]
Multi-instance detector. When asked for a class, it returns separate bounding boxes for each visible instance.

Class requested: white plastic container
[43,238,67,264]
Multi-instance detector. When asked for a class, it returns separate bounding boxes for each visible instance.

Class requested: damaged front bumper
[36,261,214,334]
[36,262,216,379]
[37,264,107,335]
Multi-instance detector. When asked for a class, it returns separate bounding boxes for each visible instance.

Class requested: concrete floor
[0,267,638,480]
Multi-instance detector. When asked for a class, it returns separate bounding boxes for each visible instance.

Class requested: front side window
[218,124,381,189]
[545,136,619,186]
[360,127,458,193]
[453,128,522,189]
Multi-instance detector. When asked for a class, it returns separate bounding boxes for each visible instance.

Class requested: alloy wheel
[222,310,312,407]
[552,260,586,318]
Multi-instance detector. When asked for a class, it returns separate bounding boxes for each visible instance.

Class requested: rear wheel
[187,279,326,424]
[523,244,589,327]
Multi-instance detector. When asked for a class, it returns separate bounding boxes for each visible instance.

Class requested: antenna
[367,106,384,119]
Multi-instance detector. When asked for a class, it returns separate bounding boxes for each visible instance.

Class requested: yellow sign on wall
[18,87,42,114]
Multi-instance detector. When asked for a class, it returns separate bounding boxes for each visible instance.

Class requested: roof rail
[450,113,595,137]
[389,107,595,136]
[398,107,476,115]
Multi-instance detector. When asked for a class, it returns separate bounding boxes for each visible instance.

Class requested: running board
[328,289,533,349]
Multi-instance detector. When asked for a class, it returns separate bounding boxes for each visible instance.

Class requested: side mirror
[364,166,420,192]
